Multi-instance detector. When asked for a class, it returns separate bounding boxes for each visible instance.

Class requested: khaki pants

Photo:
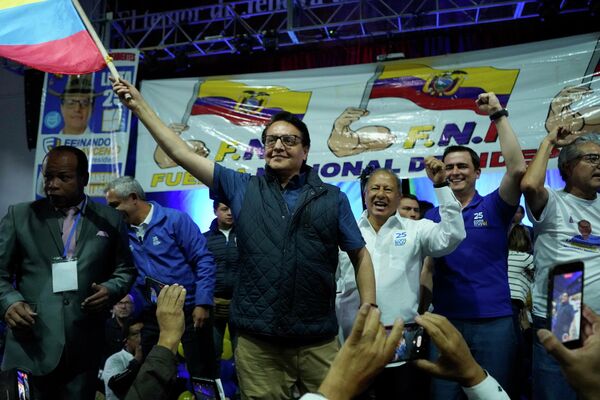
[235,333,339,400]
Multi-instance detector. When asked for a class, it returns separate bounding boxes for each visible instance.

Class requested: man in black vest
[203,201,239,370]
[113,79,376,400]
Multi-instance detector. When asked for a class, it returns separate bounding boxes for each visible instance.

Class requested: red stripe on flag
[0,30,104,74]
[370,86,484,114]
[191,104,272,126]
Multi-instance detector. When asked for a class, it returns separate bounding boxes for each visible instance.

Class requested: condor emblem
[423,70,467,97]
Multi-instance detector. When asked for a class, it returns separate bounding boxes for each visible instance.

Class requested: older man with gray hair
[104,176,217,381]
[521,130,600,400]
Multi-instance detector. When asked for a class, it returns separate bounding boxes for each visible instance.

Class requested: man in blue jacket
[104,176,217,379]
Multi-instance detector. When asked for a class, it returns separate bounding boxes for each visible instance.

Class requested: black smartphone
[144,276,166,304]
[547,261,584,348]
[191,377,225,400]
[16,369,30,400]
[385,322,429,366]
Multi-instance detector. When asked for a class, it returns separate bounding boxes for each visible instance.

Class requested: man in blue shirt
[112,78,376,399]
[425,92,526,400]
[104,176,217,379]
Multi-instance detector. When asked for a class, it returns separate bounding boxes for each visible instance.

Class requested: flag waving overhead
[369,63,520,115]
[190,80,312,126]
[0,0,105,74]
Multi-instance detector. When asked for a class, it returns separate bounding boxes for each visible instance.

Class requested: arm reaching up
[476,92,526,206]
[111,78,215,187]
[124,285,186,400]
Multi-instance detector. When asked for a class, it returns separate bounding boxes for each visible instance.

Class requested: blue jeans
[430,316,517,400]
[532,316,577,400]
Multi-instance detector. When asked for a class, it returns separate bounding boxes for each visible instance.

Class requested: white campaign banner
[137,34,600,192]
[33,49,139,198]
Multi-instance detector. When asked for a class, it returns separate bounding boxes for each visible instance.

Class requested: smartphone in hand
[547,261,584,349]
[386,322,429,366]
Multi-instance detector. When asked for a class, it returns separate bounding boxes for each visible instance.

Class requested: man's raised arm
[476,93,526,205]
[112,78,215,187]
[520,127,581,219]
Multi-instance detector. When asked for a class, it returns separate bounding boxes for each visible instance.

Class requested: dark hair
[213,200,231,211]
[261,111,311,148]
[121,316,144,339]
[443,145,480,170]
[508,224,532,253]
[401,193,419,202]
[47,145,89,179]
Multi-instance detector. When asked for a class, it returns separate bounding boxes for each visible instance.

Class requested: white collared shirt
[132,203,154,242]
[337,186,465,327]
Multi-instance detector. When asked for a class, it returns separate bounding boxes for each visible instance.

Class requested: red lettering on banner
[109,52,136,61]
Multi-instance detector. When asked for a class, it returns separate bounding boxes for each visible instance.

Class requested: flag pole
[71,0,119,79]
[71,0,131,101]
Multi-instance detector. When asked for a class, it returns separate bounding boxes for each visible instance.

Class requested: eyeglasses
[62,98,92,108]
[575,153,600,166]
[117,301,133,306]
[263,134,302,148]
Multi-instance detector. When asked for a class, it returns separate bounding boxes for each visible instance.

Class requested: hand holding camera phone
[385,322,429,366]
[547,261,584,349]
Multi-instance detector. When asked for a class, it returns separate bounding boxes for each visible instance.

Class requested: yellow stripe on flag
[198,80,311,115]
[0,0,46,11]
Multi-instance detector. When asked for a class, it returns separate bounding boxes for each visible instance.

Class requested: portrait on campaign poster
[40,70,132,135]
[33,49,139,198]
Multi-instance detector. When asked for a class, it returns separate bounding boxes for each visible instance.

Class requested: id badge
[51,257,78,293]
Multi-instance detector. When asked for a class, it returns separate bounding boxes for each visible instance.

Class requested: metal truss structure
[106,0,595,62]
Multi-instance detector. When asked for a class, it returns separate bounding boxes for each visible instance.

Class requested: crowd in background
[0,79,598,400]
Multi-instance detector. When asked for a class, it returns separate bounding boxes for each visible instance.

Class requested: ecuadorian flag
[370,63,519,115]
[0,0,105,74]
[191,80,312,126]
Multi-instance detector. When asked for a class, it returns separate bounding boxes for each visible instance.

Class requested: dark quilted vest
[232,166,340,339]
[203,219,239,298]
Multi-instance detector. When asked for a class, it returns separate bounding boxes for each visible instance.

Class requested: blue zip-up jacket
[129,201,216,307]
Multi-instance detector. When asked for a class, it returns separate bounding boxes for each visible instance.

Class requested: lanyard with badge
[51,199,85,293]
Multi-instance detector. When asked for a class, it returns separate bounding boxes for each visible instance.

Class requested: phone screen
[16,370,30,400]
[549,266,583,345]
[144,277,165,304]
[191,377,224,400]
[385,323,428,366]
